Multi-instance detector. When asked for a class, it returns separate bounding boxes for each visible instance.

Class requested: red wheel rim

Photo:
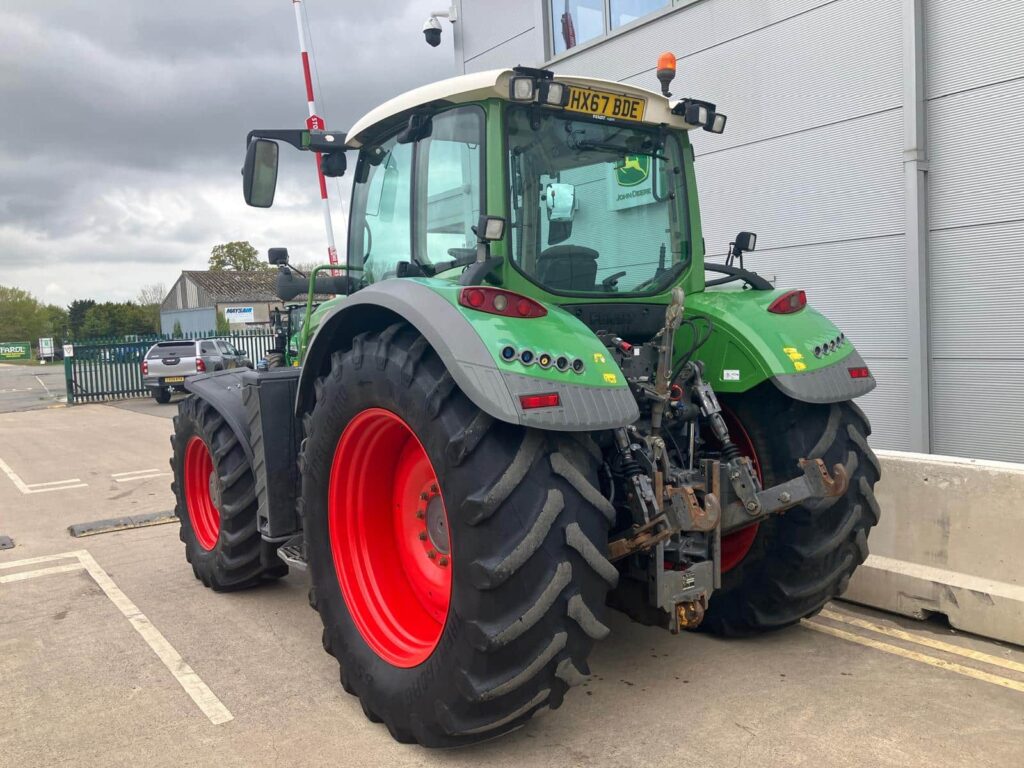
[183,436,220,551]
[719,407,762,573]
[328,408,452,668]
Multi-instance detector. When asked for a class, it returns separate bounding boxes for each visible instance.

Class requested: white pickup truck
[141,339,251,403]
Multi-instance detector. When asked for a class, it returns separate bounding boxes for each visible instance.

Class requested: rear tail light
[196,357,206,373]
[519,392,561,410]
[141,360,148,375]
[848,366,871,379]
[767,290,807,314]
[459,287,547,318]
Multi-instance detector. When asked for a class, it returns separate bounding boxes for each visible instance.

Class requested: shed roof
[182,270,280,302]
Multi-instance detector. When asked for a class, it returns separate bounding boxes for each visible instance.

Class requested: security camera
[423,16,442,47]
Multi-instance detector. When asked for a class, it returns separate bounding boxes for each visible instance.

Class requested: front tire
[301,324,617,746]
[170,396,287,590]
[702,383,881,636]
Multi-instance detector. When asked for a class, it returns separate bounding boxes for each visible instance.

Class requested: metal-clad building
[451,0,1024,462]
[160,271,283,335]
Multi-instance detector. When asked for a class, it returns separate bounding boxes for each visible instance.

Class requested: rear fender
[296,279,639,431]
[684,289,876,404]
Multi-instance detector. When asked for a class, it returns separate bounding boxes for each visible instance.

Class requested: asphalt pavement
[1,401,1023,768]
[0,362,66,413]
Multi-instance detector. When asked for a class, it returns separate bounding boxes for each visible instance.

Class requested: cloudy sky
[0,0,455,305]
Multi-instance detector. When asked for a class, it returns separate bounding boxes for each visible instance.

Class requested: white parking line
[0,549,233,725]
[112,469,170,483]
[34,375,52,396]
[0,457,88,494]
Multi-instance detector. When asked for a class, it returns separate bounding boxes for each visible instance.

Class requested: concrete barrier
[842,449,1024,646]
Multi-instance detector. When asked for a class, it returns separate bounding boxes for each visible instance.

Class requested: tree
[67,299,96,338]
[172,320,183,338]
[208,241,266,272]
[135,283,166,334]
[0,285,66,345]
[216,311,230,335]
[79,302,154,340]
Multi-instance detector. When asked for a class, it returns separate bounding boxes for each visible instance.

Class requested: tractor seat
[536,245,599,292]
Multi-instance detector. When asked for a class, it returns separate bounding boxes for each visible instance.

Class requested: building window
[549,0,670,56]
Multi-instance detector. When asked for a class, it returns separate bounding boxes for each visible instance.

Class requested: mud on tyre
[300,323,618,747]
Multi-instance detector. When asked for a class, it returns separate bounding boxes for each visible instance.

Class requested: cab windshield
[507,105,689,296]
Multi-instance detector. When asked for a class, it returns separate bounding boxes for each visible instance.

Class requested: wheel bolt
[430,483,438,494]
[416,510,425,519]
[420,492,429,500]
[439,557,449,567]
[418,532,428,541]
[746,501,758,511]
[778,491,792,503]
[427,550,436,559]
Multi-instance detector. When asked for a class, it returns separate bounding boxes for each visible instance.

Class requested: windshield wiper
[574,139,665,160]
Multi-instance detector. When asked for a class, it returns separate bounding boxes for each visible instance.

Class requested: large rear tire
[702,383,881,636]
[300,323,617,747]
[170,396,287,590]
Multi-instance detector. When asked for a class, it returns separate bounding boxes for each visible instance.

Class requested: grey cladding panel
[928,220,1024,360]
[465,28,543,72]
[622,0,902,157]
[925,0,1024,100]
[697,108,904,257]
[931,359,1024,464]
[460,0,538,60]
[549,0,829,81]
[927,79,1024,232]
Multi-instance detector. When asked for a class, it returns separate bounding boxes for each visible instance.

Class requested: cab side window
[349,136,413,284]
[348,106,484,282]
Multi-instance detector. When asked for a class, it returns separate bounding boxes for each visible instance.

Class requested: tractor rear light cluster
[141,360,148,375]
[459,287,547,318]
[519,392,561,410]
[767,290,807,314]
[814,333,847,358]
[500,345,585,374]
[196,357,206,373]
[848,366,871,379]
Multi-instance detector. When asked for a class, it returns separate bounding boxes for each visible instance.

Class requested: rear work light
[848,366,871,379]
[519,392,561,410]
[196,357,206,373]
[767,290,807,314]
[459,287,547,318]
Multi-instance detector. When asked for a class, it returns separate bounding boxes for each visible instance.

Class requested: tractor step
[276,535,307,571]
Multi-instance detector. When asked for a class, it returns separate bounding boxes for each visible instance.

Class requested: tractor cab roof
[345,68,696,148]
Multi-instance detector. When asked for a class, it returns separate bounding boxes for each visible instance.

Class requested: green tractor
[170,63,879,747]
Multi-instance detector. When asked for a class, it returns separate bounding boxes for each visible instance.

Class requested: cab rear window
[147,342,194,359]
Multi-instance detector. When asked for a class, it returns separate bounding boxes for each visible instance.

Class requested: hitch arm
[754,458,849,514]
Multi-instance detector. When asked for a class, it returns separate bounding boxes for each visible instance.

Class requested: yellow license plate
[164,376,185,383]
[565,86,646,122]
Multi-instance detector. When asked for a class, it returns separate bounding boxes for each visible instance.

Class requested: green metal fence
[64,330,276,404]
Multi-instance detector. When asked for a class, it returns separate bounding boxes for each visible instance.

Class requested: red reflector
[519,392,561,409]
[848,366,871,379]
[767,289,807,314]
[141,360,148,375]
[458,287,547,318]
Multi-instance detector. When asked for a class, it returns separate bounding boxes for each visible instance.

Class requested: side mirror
[268,247,289,266]
[242,139,279,208]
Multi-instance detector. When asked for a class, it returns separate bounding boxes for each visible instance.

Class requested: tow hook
[673,597,706,633]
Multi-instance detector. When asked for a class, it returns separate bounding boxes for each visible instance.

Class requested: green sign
[0,341,32,360]
[608,154,655,211]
